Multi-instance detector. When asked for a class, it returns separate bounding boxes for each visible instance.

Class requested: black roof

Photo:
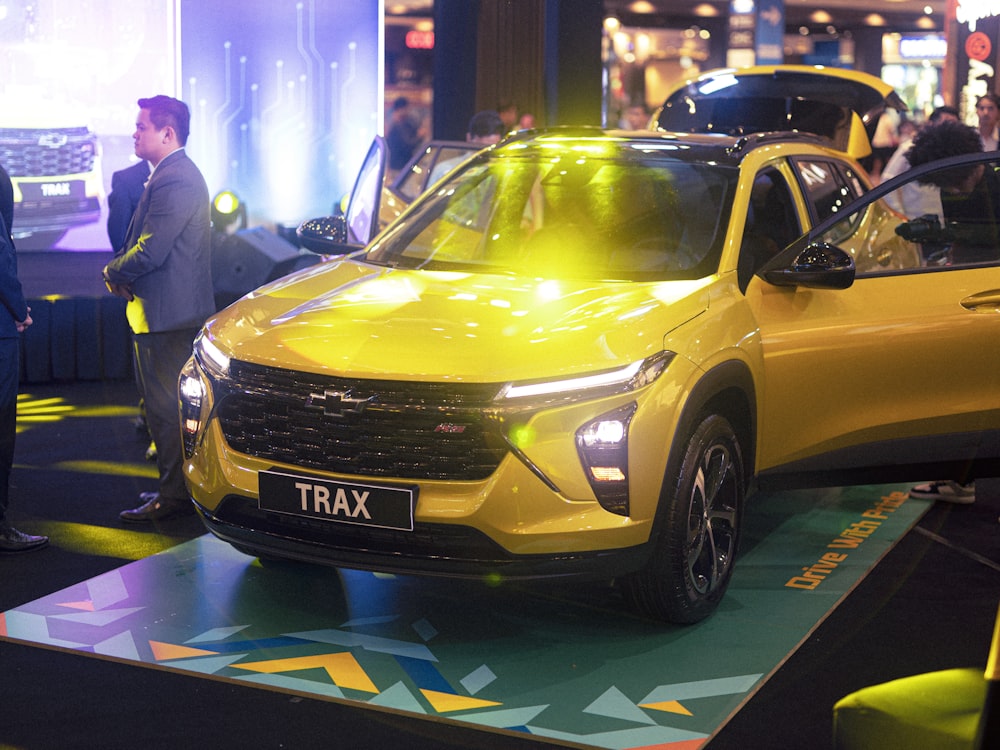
[493,127,831,167]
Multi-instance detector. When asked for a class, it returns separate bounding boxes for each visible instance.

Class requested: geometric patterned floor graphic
[1,485,928,749]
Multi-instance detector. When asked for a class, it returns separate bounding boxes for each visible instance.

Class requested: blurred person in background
[0,163,46,553]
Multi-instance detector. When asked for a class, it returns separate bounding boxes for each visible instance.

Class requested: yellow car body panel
[749,265,1000,471]
[187,253,719,555]
[180,78,1000,623]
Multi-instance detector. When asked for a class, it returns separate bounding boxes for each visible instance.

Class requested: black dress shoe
[0,525,49,553]
[119,493,194,524]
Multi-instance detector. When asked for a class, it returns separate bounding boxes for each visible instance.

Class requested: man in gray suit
[103,95,215,523]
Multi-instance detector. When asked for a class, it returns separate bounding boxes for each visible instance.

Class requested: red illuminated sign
[966,31,992,62]
[405,30,434,49]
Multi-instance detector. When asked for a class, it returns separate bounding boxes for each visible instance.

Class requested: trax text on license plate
[258,470,415,531]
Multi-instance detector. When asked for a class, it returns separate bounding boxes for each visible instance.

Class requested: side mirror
[295,135,388,256]
[295,215,356,255]
[764,241,856,290]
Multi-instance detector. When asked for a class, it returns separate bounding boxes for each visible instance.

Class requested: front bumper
[12,197,101,236]
[195,494,651,580]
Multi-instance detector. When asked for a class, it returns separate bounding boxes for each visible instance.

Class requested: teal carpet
[2,484,929,749]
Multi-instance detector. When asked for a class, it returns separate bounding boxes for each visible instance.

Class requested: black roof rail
[728,130,831,156]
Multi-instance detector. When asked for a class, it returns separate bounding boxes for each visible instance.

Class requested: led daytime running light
[498,352,671,402]
[197,333,231,377]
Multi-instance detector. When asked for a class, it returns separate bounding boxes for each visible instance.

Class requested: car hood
[204,258,713,383]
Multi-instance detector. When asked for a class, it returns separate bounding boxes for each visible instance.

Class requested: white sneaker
[908,480,975,504]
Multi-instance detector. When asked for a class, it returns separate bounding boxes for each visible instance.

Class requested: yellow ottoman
[833,667,985,750]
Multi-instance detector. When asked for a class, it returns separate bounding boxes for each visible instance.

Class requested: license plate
[258,470,415,531]
[20,181,85,200]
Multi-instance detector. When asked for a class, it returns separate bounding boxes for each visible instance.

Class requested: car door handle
[960,291,1000,312]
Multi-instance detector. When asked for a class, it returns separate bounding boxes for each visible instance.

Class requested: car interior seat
[738,173,796,291]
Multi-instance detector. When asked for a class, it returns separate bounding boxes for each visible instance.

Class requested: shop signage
[756,0,785,64]
[405,30,434,49]
[897,35,948,60]
[726,0,785,66]
[966,30,993,61]
[956,0,1000,31]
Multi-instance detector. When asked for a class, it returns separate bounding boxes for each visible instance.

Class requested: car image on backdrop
[178,66,1000,624]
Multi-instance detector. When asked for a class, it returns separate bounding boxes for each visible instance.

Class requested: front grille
[216,360,510,480]
[0,127,98,177]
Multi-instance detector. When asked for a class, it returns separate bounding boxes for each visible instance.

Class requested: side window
[393,145,435,201]
[738,166,799,289]
[426,146,479,190]
[795,159,865,230]
[392,146,476,202]
[814,156,1000,276]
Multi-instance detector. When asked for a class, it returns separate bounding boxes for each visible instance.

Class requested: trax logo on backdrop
[41,183,71,197]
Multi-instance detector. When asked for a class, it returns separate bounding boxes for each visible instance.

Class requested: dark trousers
[0,336,18,524]
[133,328,199,502]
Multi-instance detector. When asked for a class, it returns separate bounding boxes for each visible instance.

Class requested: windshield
[364,148,738,281]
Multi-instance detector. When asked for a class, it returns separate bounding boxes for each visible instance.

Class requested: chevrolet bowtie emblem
[37,133,69,148]
[304,389,372,419]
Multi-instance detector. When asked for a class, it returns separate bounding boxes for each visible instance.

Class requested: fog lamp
[576,402,637,516]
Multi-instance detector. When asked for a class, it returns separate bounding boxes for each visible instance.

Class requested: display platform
[1,483,929,749]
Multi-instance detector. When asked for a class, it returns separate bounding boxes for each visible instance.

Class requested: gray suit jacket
[105,149,215,334]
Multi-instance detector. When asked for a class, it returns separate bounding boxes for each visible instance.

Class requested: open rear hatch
[655,65,907,160]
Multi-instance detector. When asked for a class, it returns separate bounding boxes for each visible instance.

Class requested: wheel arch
[670,359,757,496]
[623,360,757,623]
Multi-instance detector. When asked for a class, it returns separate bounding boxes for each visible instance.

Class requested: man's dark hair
[906,119,983,189]
[393,96,410,111]
[138,95,191,146]
[467,110,505,138]
[928,105,959,123]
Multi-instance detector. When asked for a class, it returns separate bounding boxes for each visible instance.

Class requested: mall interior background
[1,0,987,252]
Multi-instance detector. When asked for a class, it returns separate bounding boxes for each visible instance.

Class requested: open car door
[297,136,387,254]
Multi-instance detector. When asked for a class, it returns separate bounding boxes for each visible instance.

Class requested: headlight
[195,331,231,378]
[179,332,229,459]
[178,358,207,459]
[497,352,673,516]
[495,351,673,407]
[576,403,636,516]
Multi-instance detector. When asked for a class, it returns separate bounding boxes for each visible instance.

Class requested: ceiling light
[810,10,833,24]
[693,3,720,16]
[864,14,887,26]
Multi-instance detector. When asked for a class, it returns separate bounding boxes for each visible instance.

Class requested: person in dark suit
[0,164,47,552]
[103,95,215,523]
[107,158,156,460]
[107,158,157,462]
[106,159,150,253]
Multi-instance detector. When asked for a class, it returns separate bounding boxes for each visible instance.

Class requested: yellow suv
[180,67,1000,623]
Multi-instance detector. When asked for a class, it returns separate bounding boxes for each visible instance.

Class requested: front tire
[624,413,744,624]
